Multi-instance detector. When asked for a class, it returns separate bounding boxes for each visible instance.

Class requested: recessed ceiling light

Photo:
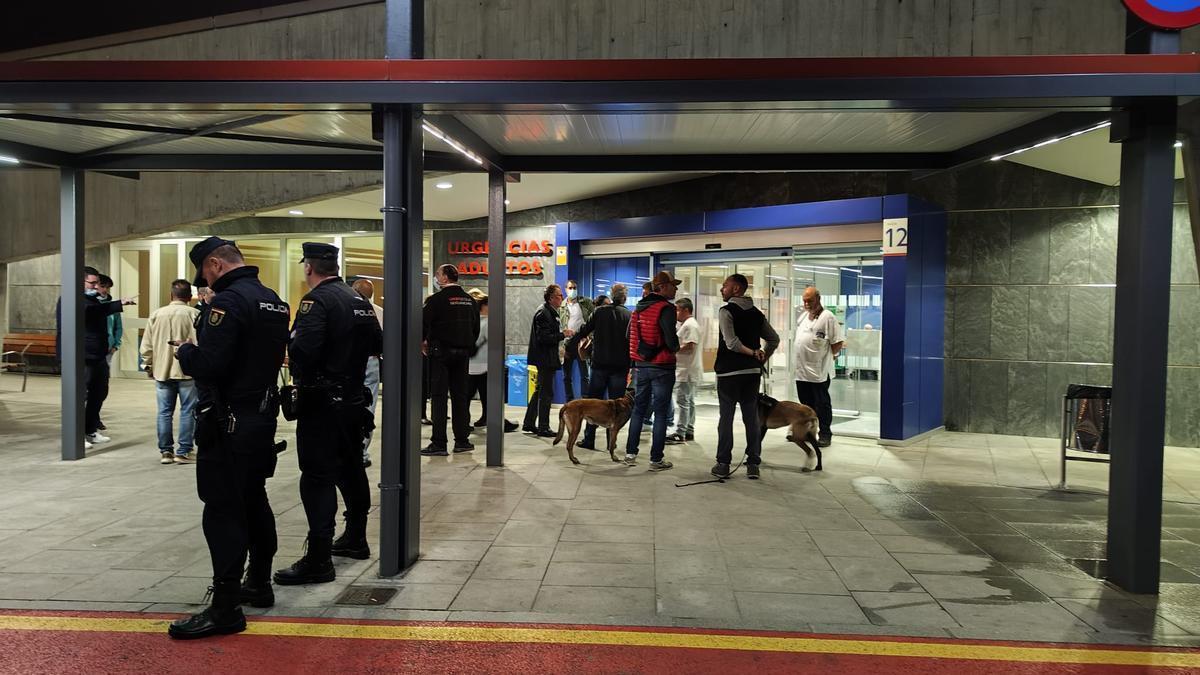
[0,155,18,165]
[435,181,453,190]
[288,209,304,216]
[504,199,510,205]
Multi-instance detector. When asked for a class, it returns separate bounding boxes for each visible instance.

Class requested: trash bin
[1058,383,1112,488]
[506,355,529,407]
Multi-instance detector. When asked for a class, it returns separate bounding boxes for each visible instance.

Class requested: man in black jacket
[523,283,574,436]
[169,237,290,639]
[421,263,481,455]
[566,282,631,450]
[275,242,384,586]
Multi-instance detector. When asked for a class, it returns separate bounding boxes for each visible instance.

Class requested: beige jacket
[140,301,199,381]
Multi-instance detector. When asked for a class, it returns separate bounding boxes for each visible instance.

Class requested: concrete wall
[33,1,1200,62]
[0,170,382,264]
[7,246,110,333]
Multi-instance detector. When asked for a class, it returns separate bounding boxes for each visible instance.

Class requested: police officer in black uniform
[274,243,382,585]
[168,237,290,640]
[420,263,480,456]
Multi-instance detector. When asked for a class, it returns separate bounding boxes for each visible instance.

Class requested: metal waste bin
[1058,383,1111,488]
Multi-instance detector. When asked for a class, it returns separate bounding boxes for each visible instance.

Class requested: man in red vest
[623,271,681,471]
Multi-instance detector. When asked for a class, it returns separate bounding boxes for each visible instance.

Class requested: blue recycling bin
[506,354,529,406]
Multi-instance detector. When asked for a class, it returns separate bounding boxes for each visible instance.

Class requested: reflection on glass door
[114,246,152,378]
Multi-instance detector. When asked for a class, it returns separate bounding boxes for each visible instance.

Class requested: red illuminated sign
[445,239,553,277]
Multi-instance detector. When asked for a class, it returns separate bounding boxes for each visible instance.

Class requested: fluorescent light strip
[0,155,18,165]
[421,122,484,166]
[990,121,1112,162]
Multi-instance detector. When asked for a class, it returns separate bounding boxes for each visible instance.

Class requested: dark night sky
[4,1,308,52]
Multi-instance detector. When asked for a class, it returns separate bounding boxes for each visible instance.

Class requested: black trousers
[562,351,590,401]
[83,359,109,435]
[523,366,556,432]
[716,373,762,466]
[430,353,471,447]
[469,373,488,423]
[296,406,371,541]
[196,411,279,586]
[796,377,833,440]
[581,365,628,445]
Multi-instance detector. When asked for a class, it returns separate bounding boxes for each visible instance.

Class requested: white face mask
[432,277,442,291]
[567,288,577,299]
[84,288,100,297]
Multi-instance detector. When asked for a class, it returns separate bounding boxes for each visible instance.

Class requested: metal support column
[378,0,424,577]
[486,169,507,467]
[1106,99,1177,594]
[59,169,85,461]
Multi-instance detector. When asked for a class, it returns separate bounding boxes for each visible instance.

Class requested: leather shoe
[331,534,371,560]
[420,444,448,456]
[504,420,519,433]
[168,606,246,640]
[535,429,556,438]
[239,580,274,608]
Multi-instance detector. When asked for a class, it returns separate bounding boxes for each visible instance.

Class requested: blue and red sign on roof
[1124,0,1200,28]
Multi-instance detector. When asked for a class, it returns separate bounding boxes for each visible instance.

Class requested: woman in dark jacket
[522,284,573,436]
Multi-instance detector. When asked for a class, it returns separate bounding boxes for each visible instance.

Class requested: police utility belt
[280,380,362,421]
[197,387,280,435]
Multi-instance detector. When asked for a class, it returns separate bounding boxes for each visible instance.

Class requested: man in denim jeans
[623,271,681,471]
[140,279,200,464]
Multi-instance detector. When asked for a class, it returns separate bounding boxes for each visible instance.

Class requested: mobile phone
[168,340,180,347]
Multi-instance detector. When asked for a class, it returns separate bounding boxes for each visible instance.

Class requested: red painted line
[0,55,1198,82]
[2,628,1189,675]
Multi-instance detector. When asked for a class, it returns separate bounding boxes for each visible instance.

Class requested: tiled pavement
[3,374,1200,647]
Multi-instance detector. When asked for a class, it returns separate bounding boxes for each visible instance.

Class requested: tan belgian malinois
[554,390,635,464]
[758,399,823,471]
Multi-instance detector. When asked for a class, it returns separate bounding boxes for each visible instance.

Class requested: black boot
[168,582,246,639]
[331,517,370,560]
[239,563,275,608]
[272,536,336,585]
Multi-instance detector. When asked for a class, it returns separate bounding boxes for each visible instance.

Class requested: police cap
[298,242,339,264]
[188,236,237,287]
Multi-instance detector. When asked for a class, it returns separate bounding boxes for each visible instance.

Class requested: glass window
[158,242,180,305]
[344,236,384,306]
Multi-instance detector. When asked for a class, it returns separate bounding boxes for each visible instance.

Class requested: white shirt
[675,317,703,382]
[469,316,488,375]
[794,308,843,383]
[566,300,584,333]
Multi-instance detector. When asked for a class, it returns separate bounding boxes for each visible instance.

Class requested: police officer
[420,263,480,456]
[168,237,290,640]
[274,243,382,585]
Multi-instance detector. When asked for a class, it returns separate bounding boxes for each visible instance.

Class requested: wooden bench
[2,333,57,392]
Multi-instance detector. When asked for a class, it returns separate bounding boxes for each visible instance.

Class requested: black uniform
[286,275,383,566]
[174,262,289,625]
[422,285,480,451]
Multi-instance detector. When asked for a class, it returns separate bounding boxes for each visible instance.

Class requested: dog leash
[674,364,769,488]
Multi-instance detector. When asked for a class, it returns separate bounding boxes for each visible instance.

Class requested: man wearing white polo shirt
[794,286,844,447]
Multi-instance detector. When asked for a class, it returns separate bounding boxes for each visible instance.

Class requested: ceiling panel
[0,118,157,153]
[458,111,1049,155]
[235,113,378,146]
[44,111,252,129]
[1007,126,1184,185]
[128,136,378,155]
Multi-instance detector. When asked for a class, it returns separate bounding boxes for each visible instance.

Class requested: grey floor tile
[533,585,656,616]
[961,534,1062,563]
[657,584,740,619]
[543,561,654,587]
[1056,598,1191,636]
[810,530,890,557]
[657,549,729,585]
[418,539,492,562]
[913,573,1049,602]
[449,579,540,612]
[938,599,1095,632]
[852,591,960,627]
[729,568,850,595]
[472,545,553,581]
[856,519,909,536]
[386,583,462,610]
[736,591,870,625]
[509,498,572,523]
[559,524,653,544]
[796,510,864,531]
[551,541,654,564]
[1042,540,1107,559]
[655,527,721,550]
[129,575,212,604]
[5,548,138,574]
[0,573,90,600]
[397,559,478,585]
[420,521,503,541]
[568,508,652,527]
[723,547,831,572]
[892,553,1015,577]
[1007,562,1127,599]
[52,569,175,602]
[875,535,982,555]
[828,556,922,592]
[493,520,563,547]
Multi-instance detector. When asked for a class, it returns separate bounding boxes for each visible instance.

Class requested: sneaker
[685,433,695,441]
[648,460,674,472]
[84,439,93,450]
[623,453,638,465]
[174,453,196,465]
[746,464,761,480]
[86,432,111,444]
[420,444,448,456]
[160,452,174,465]
[711,462,731,478]
[453,442,475,453]
[664,432,686,445]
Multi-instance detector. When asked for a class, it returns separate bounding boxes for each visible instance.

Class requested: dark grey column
[486,169,507,467]
[378,0,424,577]
[60,169,85,461]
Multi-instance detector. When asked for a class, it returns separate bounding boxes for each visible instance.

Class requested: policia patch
[299,300,314,314]
[208,308,226,326]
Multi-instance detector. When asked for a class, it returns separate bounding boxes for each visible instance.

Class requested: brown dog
[758,399,823,471]
[554,390,635,464]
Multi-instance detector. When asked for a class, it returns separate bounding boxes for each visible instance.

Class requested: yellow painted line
[1,615,1198,668]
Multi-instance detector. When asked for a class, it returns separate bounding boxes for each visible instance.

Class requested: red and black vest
[628,299,675,367]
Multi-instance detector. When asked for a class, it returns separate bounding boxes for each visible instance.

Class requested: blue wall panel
[704,197,884,233]
[569,213,702,241]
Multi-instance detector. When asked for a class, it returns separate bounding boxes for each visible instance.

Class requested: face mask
[432,278,442,292]
[84,288,99,297]
[567,288,577,299]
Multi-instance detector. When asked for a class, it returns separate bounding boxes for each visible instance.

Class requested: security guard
[274,242,382,585]
[421,263,481,455]
[169,237,290,640]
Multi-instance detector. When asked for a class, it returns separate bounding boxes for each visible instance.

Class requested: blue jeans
[674,381,697,435]
[156,379,197,455]
[625,366,675,462]
[581,365,629,446]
